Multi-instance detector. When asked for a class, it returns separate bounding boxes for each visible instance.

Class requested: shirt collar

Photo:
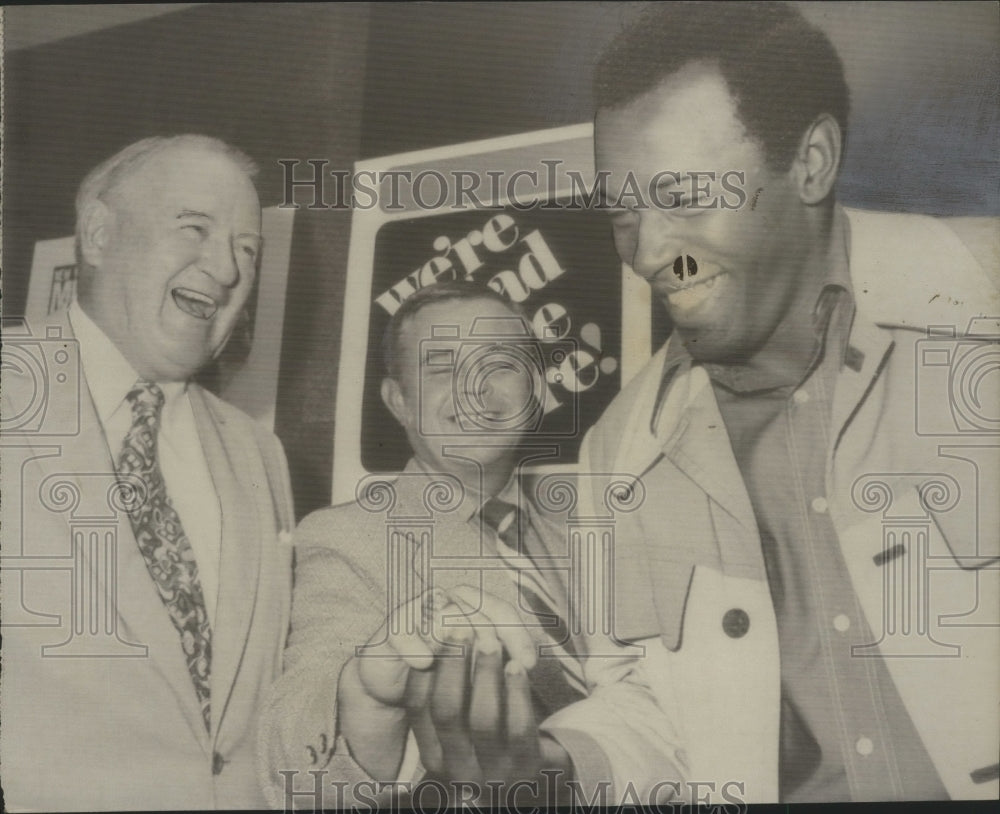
[69,299,186,428]
[654,207,856,414]
[406,456,519,524]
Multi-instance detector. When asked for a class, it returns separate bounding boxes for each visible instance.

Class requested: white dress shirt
[69,300,223,623]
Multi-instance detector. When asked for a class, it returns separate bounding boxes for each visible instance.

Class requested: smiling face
[382,297,537,490]
[596,62,817,364]
[78,144,262,382]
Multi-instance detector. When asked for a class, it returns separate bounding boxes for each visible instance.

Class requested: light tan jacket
[542,208,1000,802]
[1,309,294,811]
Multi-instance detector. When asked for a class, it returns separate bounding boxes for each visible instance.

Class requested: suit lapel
[610,348,673,486]
[189,387,263,738]
[30,315,207,739]
[661,365,757,532]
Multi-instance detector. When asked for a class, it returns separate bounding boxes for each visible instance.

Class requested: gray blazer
[256,459,581,807]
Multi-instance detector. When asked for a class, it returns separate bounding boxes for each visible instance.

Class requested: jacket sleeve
[256,510,401,809]
[537,428,688,804]
[540,644,688,803]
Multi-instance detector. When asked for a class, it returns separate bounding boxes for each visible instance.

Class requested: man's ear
[381,377,410,428]
[792,114,841,206]
[79,200,112,267]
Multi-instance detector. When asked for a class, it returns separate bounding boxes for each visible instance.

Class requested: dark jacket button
[212,751,225,775]
[722,608,750,638]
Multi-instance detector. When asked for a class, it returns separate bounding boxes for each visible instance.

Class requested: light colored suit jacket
[1,309,295,811]
[256,460,579,809]
[543,208,1000,802]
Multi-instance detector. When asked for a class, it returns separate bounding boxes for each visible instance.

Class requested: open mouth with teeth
[656,256,727,311]
[171,287,219,320]
[663,272,727,311]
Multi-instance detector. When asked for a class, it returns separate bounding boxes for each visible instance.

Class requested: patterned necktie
[117,381,212,732]
[481,497,587,698]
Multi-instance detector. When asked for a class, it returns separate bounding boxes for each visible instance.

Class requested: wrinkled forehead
[112,144,260,218]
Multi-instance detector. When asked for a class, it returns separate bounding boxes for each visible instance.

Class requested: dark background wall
[4,2,998,519]
[4,3,370,519]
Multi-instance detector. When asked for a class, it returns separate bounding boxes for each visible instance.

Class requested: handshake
[337,585,574,804]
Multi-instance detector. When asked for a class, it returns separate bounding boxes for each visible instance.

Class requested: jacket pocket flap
[611,561,696,652]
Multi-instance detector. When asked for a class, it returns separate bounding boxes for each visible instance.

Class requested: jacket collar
[844,206,1000,335]
[649,206,999,445]
[188,386,264,742]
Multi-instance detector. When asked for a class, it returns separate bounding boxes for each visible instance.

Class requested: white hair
[74,134,258,277]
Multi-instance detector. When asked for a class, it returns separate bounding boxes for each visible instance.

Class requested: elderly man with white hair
[1,135,294,811]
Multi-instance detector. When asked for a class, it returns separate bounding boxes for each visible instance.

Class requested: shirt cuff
[542,726,614,794]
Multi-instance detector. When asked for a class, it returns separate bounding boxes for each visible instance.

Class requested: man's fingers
[405,668,443,774]
[468,642,505,776]
[392,587,455,669]
[429,628,472,727]
[388,630,435,672]
[449,585,538,670]
[403,659,432,704]
[428,627,483,781]
[356,587,462,704]
[504,660,541,775]
[356,627,424,705]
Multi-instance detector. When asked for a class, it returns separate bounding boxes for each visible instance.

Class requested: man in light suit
[539,1,1000,804]
[1,135,294,811]
[258,281,582,809]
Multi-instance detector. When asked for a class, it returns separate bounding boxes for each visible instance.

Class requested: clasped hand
[338,585,571,802]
